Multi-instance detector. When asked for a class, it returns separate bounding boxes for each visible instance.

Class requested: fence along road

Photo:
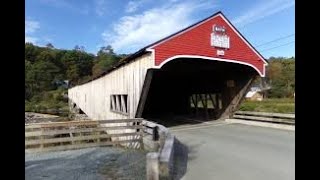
[25,118,143,153]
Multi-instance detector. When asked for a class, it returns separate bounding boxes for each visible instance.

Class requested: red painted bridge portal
[147,12,267,77]
[69,12,268,122]
[136,12,267,120]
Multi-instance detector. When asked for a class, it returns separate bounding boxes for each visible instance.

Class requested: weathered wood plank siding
[68,53,153,120]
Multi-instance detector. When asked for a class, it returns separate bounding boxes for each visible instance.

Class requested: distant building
[245,87,264,101]
[245,86,270,101]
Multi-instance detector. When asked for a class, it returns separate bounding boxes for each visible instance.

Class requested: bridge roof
[79,11,267,85]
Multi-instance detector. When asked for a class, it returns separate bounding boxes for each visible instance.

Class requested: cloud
[125,0,146,13]
[25,19,40,43]
[25,20,40,34]
[102,0,216,53]
[95,0,107,16]
[25,36,38,44]
[232,0,295,27]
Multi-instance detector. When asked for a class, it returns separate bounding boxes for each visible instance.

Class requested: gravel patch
[25,147,148,180]
[25,112,71,124]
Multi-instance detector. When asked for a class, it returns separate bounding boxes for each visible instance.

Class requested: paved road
[170,121,295,180]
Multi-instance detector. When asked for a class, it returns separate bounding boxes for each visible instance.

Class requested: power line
[255,34,295,47]
[259,41,295,52]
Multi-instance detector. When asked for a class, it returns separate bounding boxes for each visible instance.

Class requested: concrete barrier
[146,152,159,180]
[159,133,175,179]
[144,120,176,180]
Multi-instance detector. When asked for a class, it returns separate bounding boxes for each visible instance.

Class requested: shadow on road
[172,138,189,180]
[146,115,219,128]
[186,142,204,162]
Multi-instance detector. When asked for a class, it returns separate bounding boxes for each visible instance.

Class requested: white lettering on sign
[211,24,230,49]
[213,25,226,33]
[211,34,230,49]
[217,50,225,56]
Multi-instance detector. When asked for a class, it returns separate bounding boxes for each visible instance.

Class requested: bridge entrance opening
[138,58,257,124]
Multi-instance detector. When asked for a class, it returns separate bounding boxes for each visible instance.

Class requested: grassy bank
[25,101,69,117]
[25,89,69,117]
[239,98,295,113]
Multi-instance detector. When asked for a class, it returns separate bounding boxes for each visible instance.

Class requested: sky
[25,0,295,58]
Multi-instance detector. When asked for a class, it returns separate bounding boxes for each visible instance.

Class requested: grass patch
[239,98,295,113]
[25,89,69,117]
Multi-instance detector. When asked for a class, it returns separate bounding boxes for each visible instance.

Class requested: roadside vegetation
[239,98,295,113]
[239,57,295,113]
[25,43,128,116]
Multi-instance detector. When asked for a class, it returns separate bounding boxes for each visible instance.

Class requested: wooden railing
[25,118,143,153]
[233,111,295,125]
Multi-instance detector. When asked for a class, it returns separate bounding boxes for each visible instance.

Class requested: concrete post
[146,152,159,180]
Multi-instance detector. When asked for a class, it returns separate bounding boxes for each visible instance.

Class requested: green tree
[25,43,127,114]
[266,57,295,98]
[25,59,61,100]
[25,43,41,63]
[92,46,121,77]
[60,50,94,86]
[46,43,54,49]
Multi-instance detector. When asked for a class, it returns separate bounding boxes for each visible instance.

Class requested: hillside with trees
[266,57,295,98]
[25,43,295,115]
[25,43,128,115]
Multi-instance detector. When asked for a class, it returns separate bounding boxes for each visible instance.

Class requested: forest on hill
[25,43,128,115]
[25,43,295,115]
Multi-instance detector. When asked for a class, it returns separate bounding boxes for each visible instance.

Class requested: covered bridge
[68,11,267,121]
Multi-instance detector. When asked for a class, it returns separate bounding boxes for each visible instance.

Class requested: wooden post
[40,127,44,150]
[190,95,196,115]
[208,94,216,118]
[138,122,144,150]
[204,94,208,119]
[199,94,208,119]
[69,125,74,145]
[195,94,199,117]
[96,125,100,144]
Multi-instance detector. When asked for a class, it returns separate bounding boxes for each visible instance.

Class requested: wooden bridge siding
[68,53,153,120]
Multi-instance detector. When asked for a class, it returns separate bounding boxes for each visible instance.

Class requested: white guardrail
[226,111,295,131]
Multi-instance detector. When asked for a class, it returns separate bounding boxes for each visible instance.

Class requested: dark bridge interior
[137,58,257,126]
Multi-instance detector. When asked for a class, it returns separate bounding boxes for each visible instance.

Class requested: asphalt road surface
[170,121,295,180]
